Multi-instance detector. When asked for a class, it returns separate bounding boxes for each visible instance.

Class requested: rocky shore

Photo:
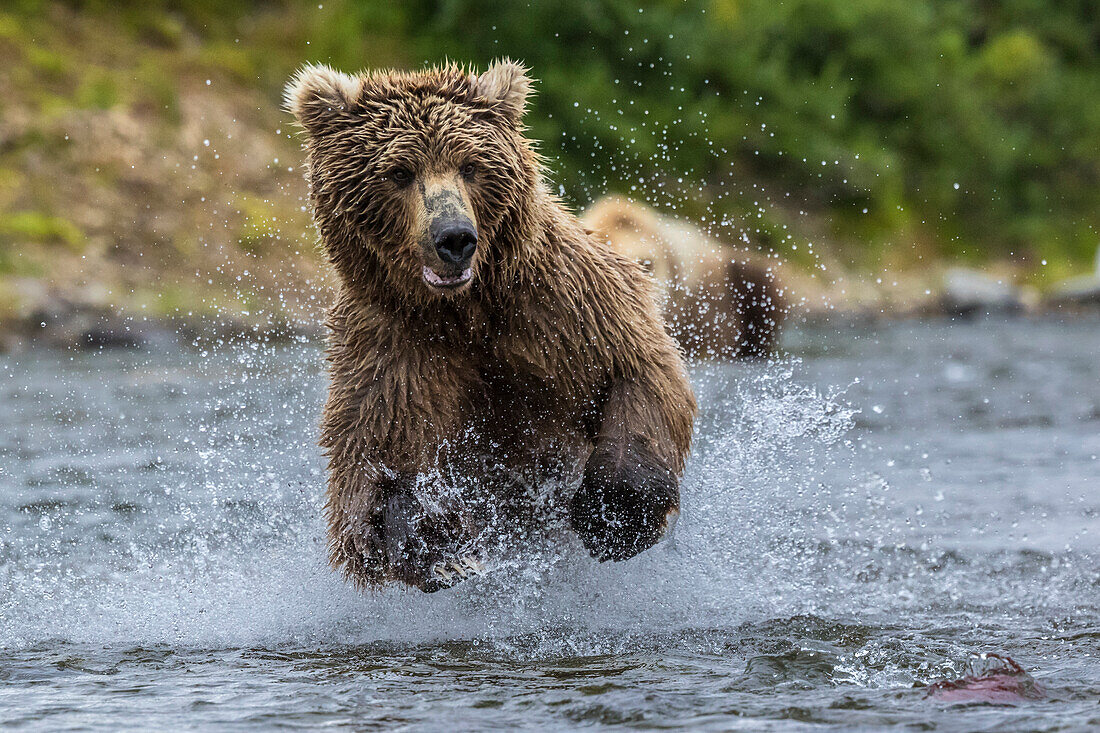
[2,261,1095,355]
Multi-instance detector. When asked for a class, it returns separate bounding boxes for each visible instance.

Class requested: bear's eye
[389,167,414,187]
[460,162,477,180]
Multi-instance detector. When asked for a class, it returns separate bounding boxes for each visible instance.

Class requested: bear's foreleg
[327,467,486,592]
[322,329,488,592]
[377,474,486,592]
[570,379,688,561]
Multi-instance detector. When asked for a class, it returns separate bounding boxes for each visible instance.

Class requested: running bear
[286,60,696,592]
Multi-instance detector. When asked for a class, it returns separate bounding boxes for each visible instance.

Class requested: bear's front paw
[381,488,485,593]
[570,445,680,562]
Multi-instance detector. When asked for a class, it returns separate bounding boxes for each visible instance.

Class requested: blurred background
[2,0,1099,348]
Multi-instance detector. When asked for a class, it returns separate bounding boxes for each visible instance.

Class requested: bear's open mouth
[422,266,472,289]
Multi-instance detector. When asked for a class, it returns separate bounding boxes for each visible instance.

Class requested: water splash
[1,349,868,651]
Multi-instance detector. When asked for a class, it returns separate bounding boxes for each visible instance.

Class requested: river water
[1,317,1097,730]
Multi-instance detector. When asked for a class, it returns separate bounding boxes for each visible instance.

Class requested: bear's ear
[284,64,362,136]
[474,59,533,123]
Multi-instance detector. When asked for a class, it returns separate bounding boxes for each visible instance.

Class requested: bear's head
[286,60,539,300]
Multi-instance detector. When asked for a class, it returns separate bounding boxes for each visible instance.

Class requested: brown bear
[582,197,787,359]
[285,60,696,592]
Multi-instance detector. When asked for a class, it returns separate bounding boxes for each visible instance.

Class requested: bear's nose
[434,224,478,265]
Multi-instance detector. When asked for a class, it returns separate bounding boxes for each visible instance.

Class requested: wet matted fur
[286,60,696,591]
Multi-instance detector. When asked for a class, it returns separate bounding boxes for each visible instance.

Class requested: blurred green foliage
[0,210,83,250]
[395,0,1100,268]
[12,0,1100,270]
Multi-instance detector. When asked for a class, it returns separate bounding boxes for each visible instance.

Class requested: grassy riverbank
[2,1,1097,345]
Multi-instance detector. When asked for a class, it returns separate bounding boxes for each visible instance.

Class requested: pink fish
[926,654,1044,703]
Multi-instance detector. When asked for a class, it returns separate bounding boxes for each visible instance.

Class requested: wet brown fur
[286,61,696,589]
[582,197,787,359]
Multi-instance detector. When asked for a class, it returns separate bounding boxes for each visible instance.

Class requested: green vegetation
[377,0,1100,272]
[0,211,83,249]
[1,0,1097,326]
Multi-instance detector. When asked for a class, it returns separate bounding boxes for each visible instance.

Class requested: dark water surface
[1,318,1097,730]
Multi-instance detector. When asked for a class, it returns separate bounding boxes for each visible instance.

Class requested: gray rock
[941,268,1028,318]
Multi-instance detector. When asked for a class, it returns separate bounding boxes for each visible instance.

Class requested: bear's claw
[420,554,487,592]
[430,555,486,582]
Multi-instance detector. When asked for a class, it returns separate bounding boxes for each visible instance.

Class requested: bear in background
[582,197,787,359]
[285,60,696,592]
